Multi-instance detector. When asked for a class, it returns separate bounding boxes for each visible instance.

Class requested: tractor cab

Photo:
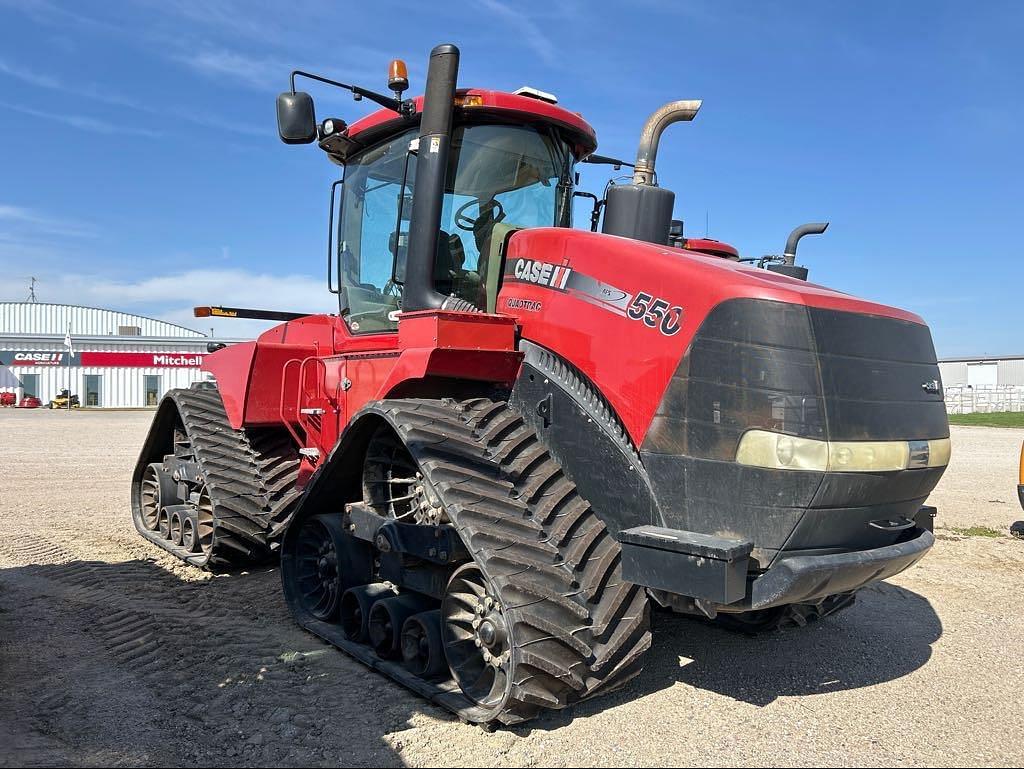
[278,73,598,334]
[335,114,580,332]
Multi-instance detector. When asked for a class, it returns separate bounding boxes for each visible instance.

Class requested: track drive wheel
[283,514,373,624]
[442,563,512,711]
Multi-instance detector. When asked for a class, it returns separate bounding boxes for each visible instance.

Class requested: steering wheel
[454,198,505,231]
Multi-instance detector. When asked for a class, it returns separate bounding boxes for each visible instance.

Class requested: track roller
[157,508,171,540]
[368,594,436,659]
[341,583,393,642]
[401,610,446,680]
[169,509,183,546]
[181,511,199,553]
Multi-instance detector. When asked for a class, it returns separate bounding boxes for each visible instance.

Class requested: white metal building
[0,302,237,408]
[939,355,1024,414]
[938,355,1024,387]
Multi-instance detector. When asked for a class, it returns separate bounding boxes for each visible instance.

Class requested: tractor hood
[498,227,948,567]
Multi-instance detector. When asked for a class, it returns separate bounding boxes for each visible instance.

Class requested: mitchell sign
[3,351,205,368]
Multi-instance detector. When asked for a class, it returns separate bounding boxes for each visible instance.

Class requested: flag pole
[66,322,72,413]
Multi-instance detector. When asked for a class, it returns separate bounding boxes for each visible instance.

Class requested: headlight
[736,430,951,472]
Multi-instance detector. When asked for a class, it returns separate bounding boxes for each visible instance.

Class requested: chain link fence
[943,385,1024,414]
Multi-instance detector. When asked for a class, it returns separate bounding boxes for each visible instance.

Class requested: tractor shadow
[2,554,943,755]
[0,557,415,768]
[527,580,942,732]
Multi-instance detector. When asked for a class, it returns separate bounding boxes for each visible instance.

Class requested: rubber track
[361,397,652,724]
[135,383,300,570]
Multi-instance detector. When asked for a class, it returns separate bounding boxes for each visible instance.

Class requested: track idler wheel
[340,583,393,643]
[401,610,447,680]
[368,594,435,659]
[140,463,177,531]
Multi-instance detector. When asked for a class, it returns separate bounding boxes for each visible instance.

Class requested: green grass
[943,525,1005,538]
[948,411,1024,428]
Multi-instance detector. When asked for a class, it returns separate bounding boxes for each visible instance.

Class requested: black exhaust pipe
[402,43,460,313]
[783,222,829,264]
[767,221,830,281]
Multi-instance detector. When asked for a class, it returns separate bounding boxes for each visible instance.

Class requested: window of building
[144,375,161,406]
[20,373,40,398]
[84,375,102,407]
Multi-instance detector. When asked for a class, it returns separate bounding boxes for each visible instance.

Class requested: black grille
[640,298,949,565]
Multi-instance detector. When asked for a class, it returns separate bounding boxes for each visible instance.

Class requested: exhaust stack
[767,222,830,281]
[784,222,829,265]
[632,100,702,186]
[402,44,460,313]
[602,100,702,245]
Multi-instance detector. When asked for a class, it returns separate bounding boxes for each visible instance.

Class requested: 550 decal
[626,292,683,336]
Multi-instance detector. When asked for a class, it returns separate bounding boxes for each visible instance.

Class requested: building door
[144,375,162,406]
[20,373,40,398]
[967,362,998,388]
[84,375,102,407]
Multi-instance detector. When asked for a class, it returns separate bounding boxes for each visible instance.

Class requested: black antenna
[704,210,709,237]
[26,276,38,303]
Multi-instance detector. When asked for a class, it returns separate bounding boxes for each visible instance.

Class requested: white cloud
[0,268,339,339]
[478,0,558,65]
[0,101,163,138]
[176,48,286,90]
[0,56,268,137]
[0,204,97,238]
[0,58,61,88]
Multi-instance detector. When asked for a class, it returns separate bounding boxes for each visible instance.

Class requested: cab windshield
[336,123,574,333]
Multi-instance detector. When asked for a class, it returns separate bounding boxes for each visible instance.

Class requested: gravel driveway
[1,411,1021,767]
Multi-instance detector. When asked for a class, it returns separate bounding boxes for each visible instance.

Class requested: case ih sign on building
[1,302,241,408]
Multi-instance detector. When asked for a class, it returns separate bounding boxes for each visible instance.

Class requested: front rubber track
[130,382,300,571]
[289,397,652,725]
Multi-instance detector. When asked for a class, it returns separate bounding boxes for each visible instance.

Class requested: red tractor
[132,44,950,725]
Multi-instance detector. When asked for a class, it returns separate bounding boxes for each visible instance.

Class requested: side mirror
[276,91,317,144]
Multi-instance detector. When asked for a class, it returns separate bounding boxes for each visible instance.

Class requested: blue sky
[0,0,1020,352]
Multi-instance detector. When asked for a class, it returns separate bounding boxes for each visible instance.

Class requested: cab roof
[319,88,598,165]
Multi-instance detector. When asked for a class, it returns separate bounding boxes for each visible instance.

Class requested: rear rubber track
[288,396,652,725]
[132,382,300,570]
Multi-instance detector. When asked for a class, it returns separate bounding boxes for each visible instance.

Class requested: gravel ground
[1,410,1022,767]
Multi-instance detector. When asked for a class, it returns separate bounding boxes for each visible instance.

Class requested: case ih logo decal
[7,351,65,366]
[4,351,204,368]
[506,258,683,336]
[512,259,572,289]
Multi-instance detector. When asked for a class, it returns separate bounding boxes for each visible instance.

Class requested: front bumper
[742,526,934,610]
[620,517,935,611]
